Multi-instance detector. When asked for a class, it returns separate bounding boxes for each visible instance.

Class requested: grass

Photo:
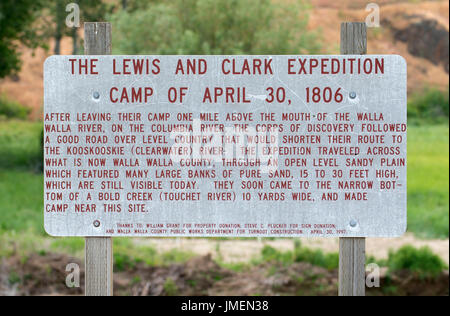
[0,120,42,170]
[0,94,31,120]
[0,120,448,239]
[407,125,449,238]
[408,87,449,125]
[0,170,44,234]
[163,278,179,296]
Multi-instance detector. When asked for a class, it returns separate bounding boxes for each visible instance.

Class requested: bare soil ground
[1,252,448,296]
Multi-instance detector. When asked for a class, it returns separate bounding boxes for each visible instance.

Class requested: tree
[0,0,45,78]
[109,0,321,55]
[52,0,65,55]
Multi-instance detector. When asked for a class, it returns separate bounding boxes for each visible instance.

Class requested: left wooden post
[84,22,113,296]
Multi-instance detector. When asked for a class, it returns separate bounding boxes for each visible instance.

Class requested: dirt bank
[1,253,448,296]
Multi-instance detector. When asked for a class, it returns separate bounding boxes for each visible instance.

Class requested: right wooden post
[339,22,367,297]
[84,22,114,297]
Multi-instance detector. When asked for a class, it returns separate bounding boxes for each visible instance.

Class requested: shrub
[261,245,293,265]
[161,248,195,264]
[0,94,31,120]
[293,240,339,270]
[387,245,447,279]
[163,277,179,296]
[408,87,449,124]
[109,0,321,55]
[260,241,339,270]
[114,253,137,272]
[294,247,339,270]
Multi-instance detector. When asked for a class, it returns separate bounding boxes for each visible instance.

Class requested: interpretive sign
[44,55,407,237]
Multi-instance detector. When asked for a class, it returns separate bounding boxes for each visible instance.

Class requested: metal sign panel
[44,55,407,237]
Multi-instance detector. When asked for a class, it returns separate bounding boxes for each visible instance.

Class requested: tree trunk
[54,36,61,55]
[54,0,64,55]
[72,28,78,55]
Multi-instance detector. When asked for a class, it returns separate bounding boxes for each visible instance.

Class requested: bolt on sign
[44,55,407,237]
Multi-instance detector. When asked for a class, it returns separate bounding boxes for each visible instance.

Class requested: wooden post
[339,22,367,297]
[84,22,113,297]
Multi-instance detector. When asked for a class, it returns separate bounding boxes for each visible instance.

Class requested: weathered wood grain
[339,22,367,297]
[340,22,367,55]
[84,22,112,55]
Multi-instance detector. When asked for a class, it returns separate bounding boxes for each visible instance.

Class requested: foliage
[408,87,449,125]
[387,245,447,279]
[407,125,449,239]
[161,248,196,264]
[113,238,194,267]
[114,252,138,271]
[0,0,45,78]
[258,240,339,270]
[258,243,446,278]
[0,120,42,170]
[109,0,321,55]
[260,244,294,265]
[163,278,179,296]
[293,240,339,270]
[50,238,85,254]
[0,94,31,120]
[0,0,108,74]
[0,171,43,234]
[114,0,160,12]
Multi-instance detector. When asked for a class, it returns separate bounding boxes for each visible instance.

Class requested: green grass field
[0,121,43,234]
[407,125,449,238]
[0,120,42,170]
[0,121,448,239]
